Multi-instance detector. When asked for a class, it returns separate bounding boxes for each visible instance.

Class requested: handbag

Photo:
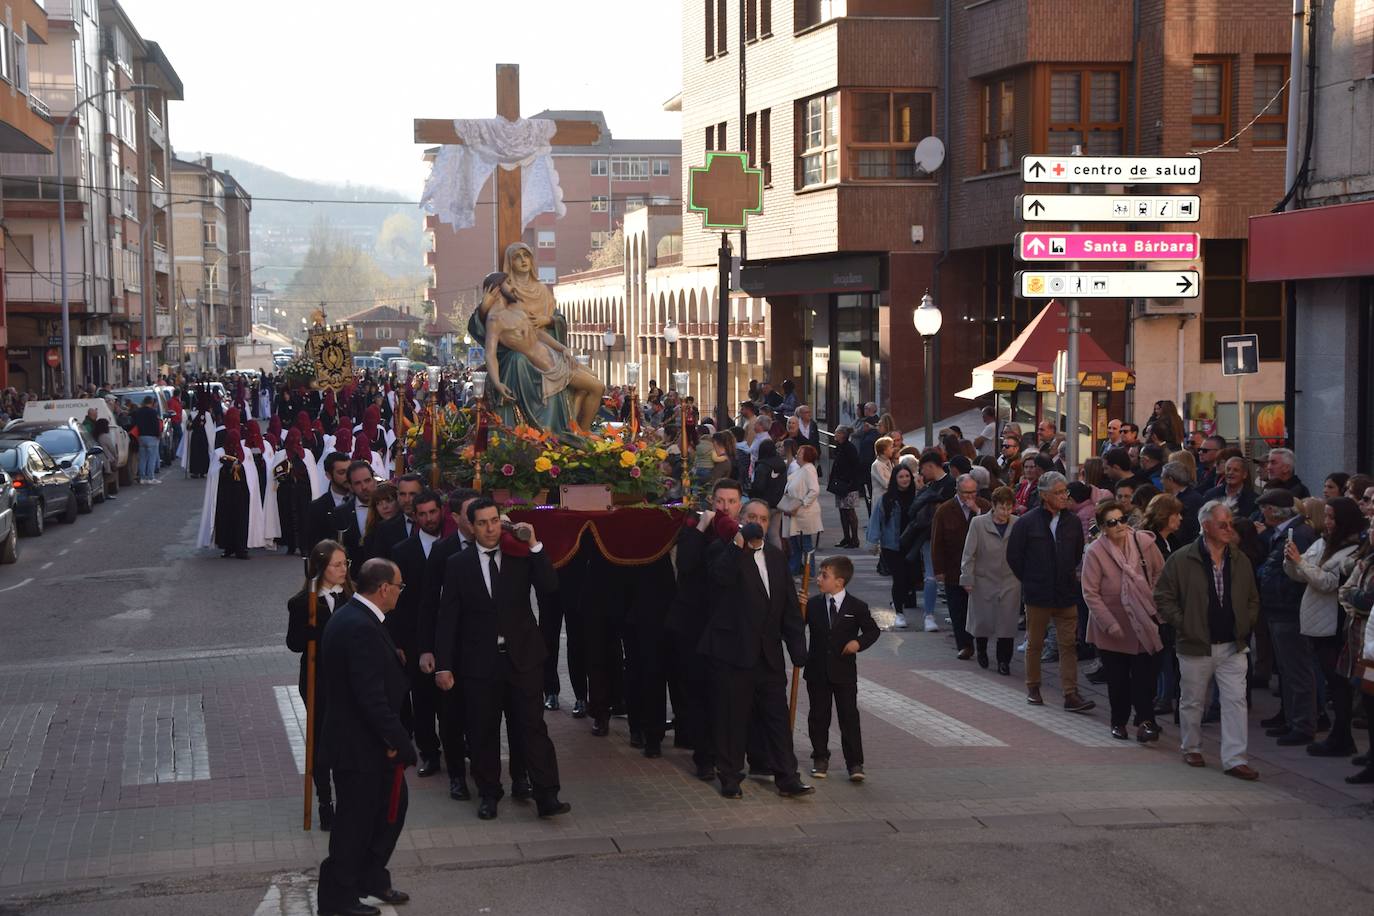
[1358,658,1374,697]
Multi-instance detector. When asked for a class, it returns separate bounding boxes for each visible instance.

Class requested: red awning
[957,301,1131,399]
[1248,199,1374,282]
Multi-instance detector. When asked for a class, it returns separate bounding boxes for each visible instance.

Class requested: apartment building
[345,304,422,355]
[171,156,232,371]
[1,0,181,390]
[1248,0,1374,479]
[0,0,54,390]
[424,110,680,320]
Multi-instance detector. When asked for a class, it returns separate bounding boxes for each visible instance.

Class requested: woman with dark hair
[1323,472,1350,501]
[749,437,788,548]
[1082,499,1165,741]
[868,464,918,628]
[286,539,353,831]
[781,444,822,575]
[1285,496,1365,757]
[1142,493,1184,558]
[361,482,399,560]
[961,486,1021,673]
[828,426,863,548]
[1152,400,1186,449]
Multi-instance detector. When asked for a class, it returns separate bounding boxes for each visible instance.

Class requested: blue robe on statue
[468,307,574,435]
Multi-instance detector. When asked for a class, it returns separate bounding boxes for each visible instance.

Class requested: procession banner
[307,326,353,391]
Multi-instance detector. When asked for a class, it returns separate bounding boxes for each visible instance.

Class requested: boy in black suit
[805,556,880,782]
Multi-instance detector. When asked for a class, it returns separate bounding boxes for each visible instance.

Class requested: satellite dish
[913,137,945,176]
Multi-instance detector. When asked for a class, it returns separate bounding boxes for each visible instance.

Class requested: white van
[19,398,132,484]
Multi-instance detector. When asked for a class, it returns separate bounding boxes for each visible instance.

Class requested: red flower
[629,466,642,478]
[501,463,515,477]
[549,466,561,477]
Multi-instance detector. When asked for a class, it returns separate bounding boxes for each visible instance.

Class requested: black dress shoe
[720,784,743,799]
[1265,725,1292,737]
[477,797,499,820]
[1307,739,1357,757]
[629,729,645,749]
[543,693,560,711]
[317,801,334,832]
[777,781,815,798]
[1260,712,1287,729]
[591,719,609,737]
[367,889,410,905]
[1276,730,1315,746]
[449,775,471,801]
[536,797,572,818]
[643,743,662,758]
[511,779,534,801]
[976,650,989,669]
[997,662,1011,676]
[571,699,588,719]
[417,755,441,777]
[1110,725,1129,740]
[695,764,715,781]
[319,902,380,916]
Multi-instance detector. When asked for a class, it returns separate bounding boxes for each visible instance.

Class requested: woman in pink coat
[1081,499,1166,742]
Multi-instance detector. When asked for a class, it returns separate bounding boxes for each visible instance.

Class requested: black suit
[417,531,472,778]
[317,598,414,911]
[307,489,348,554]
[699,542,807,789]
[666,526,726,770]
[369,513,412,562]
[584,551,673,745]
[333,497,368,571]
[388,533,440,760]
[804,592,880,769]
[286,588,340,805]
[436,543,561,802]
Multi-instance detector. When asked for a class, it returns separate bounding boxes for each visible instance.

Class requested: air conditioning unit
[1139,259,1202,317]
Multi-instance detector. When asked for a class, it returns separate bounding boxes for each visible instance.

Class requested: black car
[0,422,108,512]
[0,441,77,536]
[0,468,17,565]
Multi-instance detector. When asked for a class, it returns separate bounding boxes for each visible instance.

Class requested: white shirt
[478,542,543,596]
[977,422,997,457]
[751,545,770,598]
[355,593,385,624]
[355,503,369,536]
[1049,512,1061,540]
[825,589,846,623]
[418,528,438,558]
[330,487,348,508]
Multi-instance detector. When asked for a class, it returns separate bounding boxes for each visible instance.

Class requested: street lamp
[663,318,679,385]
[58,83,157,396]
[602,328,616,388]
[913,291,943,448]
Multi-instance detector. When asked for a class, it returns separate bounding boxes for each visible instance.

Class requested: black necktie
[829,597,837,626]
[485,549,499,597]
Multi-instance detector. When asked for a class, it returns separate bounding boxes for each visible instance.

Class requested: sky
[117,0,685,197]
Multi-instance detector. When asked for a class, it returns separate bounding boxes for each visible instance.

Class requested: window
[760,108,772,184]
[538,266,557,284]
[706,0,728,58]
[121,172,138,219]
[797,0,841,31]
[746,112,758,164]
[537,230,556,249]
[652,158,671,176]
[1046,68,1124,155]
[375,326,392,340]
[1201,240,1285,362]
[747,0,758,40]
[705,0,714,59]
[626,196,645,211]
[591,195,609,212]
[651,195,670,206]
[799,91,839,187]
[12,32,26,94]
[591,231,610,250]
[0,24,10,85]
[1191,58,1232,147]
[202,221,218,246]
[850,90,933,180]
[761,0,772,36]
[1253,56,1288,147]
[591,158,608,176]
[705,124,715,152]
[611,156,649,180]
[980,78,1015,172]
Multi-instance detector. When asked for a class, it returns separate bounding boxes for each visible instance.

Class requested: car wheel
[78,480,94,514]
[21,501,43,537]
[106,471,119,496]
[93,473,107,504]
[0,526,17,564]
[61,489,79,524]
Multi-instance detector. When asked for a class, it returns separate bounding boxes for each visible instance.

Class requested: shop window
[1192,57,1233,147]
[849,90,933,180]
[1201,239,1284,361]
[1044,67,1124,155]
[1253,56,1288,147]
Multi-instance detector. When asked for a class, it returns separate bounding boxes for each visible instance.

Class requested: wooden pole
[303,562,318,831]
[788,551,813,730]
[430,397,440,489]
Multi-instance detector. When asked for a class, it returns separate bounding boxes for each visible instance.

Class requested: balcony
[152,244,170,275]
[149,174,168,210]
[147,110,166,148]
[30,83,80,120]
[44,0,80,23]
[6,271,88,306]
[424,250,437,266]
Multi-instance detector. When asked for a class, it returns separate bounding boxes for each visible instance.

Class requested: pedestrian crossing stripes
[913,670,1126,748]
[273,686,308,776]
[855,677,1006,747]
[121,694,212,785]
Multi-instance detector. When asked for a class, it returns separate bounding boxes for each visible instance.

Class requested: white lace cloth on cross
[420,117,566,231]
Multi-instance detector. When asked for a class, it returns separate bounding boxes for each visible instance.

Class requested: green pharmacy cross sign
[687,151,764,230]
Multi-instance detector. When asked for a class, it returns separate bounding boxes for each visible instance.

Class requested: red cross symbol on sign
[687,151,764,230]
[1052,162,1066,177]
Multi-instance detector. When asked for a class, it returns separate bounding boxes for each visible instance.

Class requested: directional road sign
[1017,270,1200,299]
[1021,155,1202,184]
[1221,334,1260,376]
[1018,194,1201,222]
[1016,232,1201,261]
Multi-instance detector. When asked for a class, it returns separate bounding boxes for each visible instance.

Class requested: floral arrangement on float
[479,423,669,505]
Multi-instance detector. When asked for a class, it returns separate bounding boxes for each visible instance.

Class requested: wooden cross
[415,64,603,256]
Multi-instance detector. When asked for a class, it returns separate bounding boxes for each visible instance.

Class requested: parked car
[110,386,175,464]
[0,441,78,536]
[0,469,17,564]
[353,355,384,373]
[19,397,132,486]
[0,421,108,512]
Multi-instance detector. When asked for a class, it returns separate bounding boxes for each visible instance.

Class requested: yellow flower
[619,450,637,468]
[654,448,668,460]
[489,434,500,446]
[534,456,553,473]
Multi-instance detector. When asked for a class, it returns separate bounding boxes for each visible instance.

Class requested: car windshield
[114,390,160,411]
[0,449,18,472]
[32,429,82,457]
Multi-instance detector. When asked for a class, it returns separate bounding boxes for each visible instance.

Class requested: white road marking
[108,608,153,622]
[915,669,1125,747]
[856,676,1006,747]
[0,578,32,593]
[58,548,69,556]
[41,562,53,570]
[274,686,308,775]
[254,871,398,916]
[72,536,83,544]
[121,694,212,785]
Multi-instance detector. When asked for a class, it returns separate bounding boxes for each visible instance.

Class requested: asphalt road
[5,817,1372,915]
[0,467,301,666]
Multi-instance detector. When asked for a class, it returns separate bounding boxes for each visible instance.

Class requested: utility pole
[1064,146,1084,478]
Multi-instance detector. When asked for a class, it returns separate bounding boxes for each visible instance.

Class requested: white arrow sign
[1018,270,1201,299]
[1022,155,1201,184]
[1018,194,1201,222]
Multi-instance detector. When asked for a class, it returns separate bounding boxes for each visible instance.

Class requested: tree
[281,218,426,332]
[585,227,624,270]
